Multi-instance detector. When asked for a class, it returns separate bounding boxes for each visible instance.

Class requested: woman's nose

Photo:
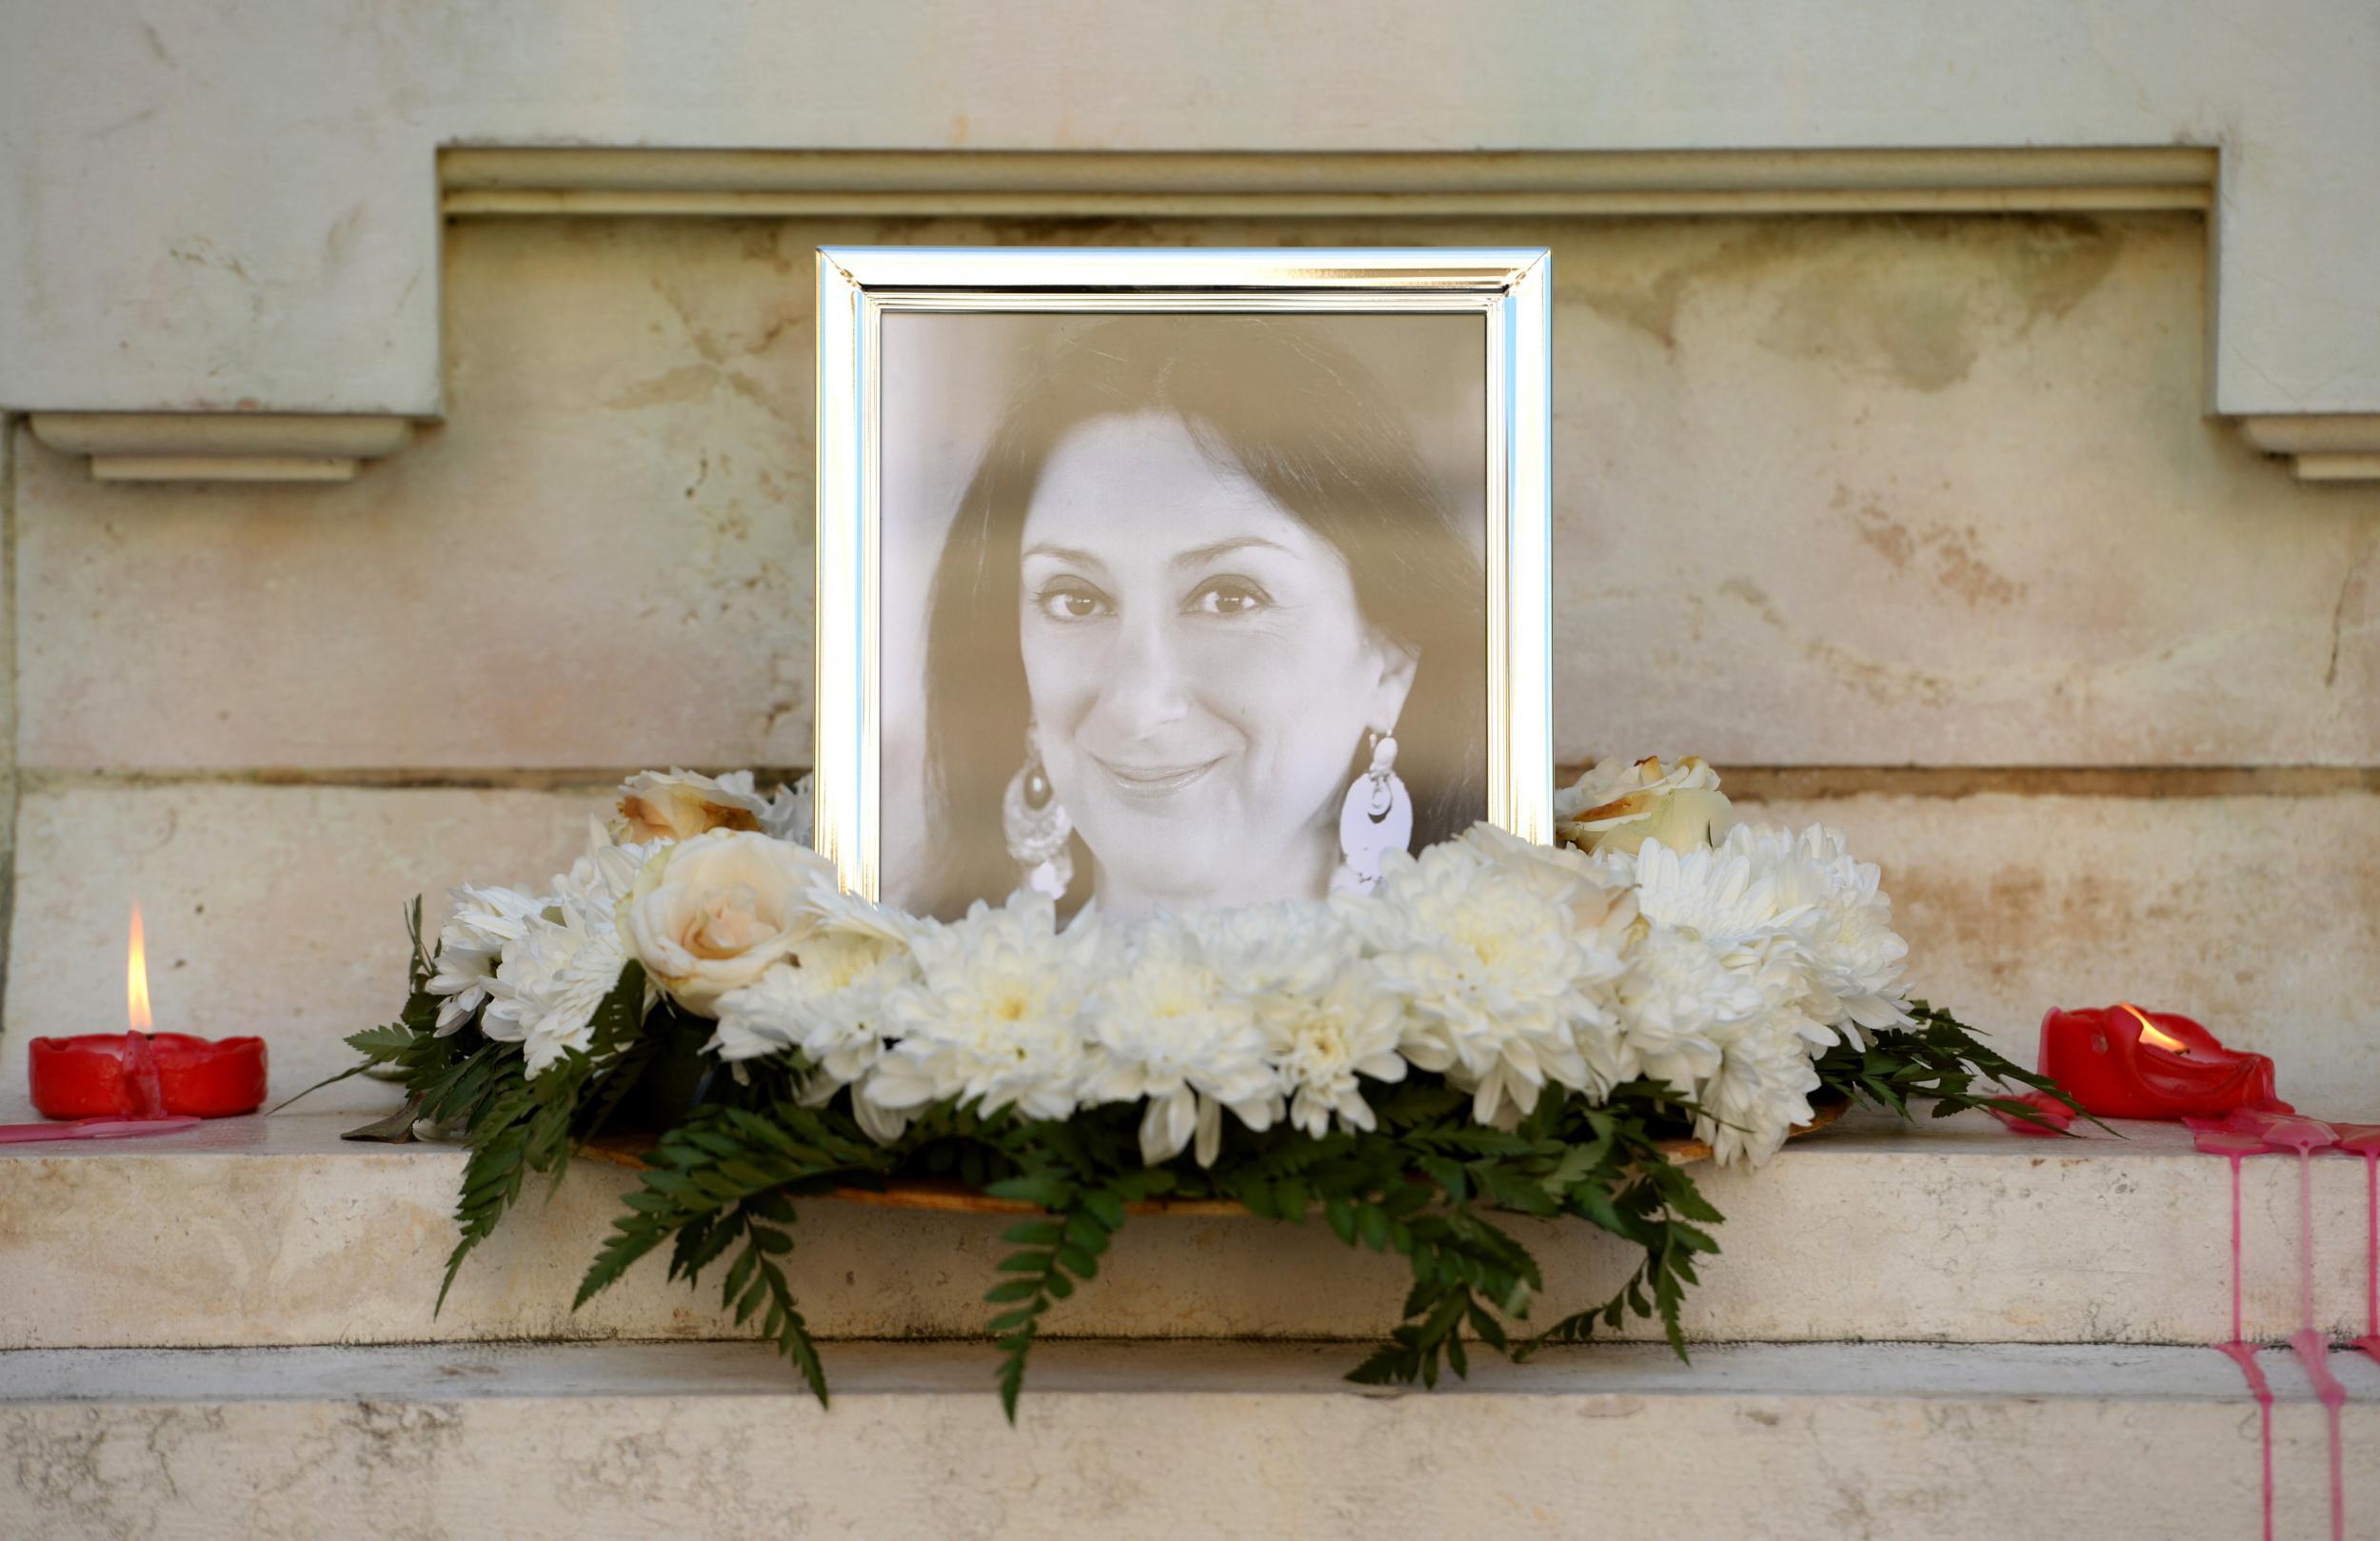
[1090,611,1192,743]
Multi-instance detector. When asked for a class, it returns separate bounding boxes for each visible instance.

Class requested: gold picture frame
[813,246,1553,904]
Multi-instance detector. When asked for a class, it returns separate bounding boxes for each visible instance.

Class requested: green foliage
[572,1091,894,1407]
[981,1175,1135,1422]
[324,902,2053,1412]
[1817,1000,2092,1132]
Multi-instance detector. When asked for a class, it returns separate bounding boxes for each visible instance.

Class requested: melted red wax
[2192,1113,2362,1541]
[1985,1089,2076,1136]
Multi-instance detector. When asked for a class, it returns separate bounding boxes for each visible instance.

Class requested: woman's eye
[1188,578,1269,617]
[1034,583,1109,622]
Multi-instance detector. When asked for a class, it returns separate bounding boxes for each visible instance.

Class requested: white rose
[614,768,800,844]
[620,829,837,1016]
[1555,755,1732,857]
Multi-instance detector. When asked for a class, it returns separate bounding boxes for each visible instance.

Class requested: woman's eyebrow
[1171,536,1290,568]
[1020,543,1110,573]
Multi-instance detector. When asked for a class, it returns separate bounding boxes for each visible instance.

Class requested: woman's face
[1018,412,1418,912]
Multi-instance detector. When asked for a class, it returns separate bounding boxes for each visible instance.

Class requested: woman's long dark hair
[919,314,1487,918]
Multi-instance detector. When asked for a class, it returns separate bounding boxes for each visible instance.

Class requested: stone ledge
[3,1341,2372,1539]
[1,1110,2368,1351]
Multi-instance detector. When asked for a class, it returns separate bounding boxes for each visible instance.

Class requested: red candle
[24,900,268,1121]
[2036,1004,2291,1121]
[29,1033,268,1118]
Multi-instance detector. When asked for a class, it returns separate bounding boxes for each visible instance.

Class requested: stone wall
[3,210,2373,1114]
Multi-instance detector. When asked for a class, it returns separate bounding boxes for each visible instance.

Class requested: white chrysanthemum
[1080,927,1278,1166]
[1619,836,1807,953]
[1611,924,1749,1095]
[1769,823,1914,1037]
[711,936,916,1144]
[865,893,1101,1122]
[557,840,655,931]
[1695,1004,1826,1167]
[1684,823,1912,1047]
[1185,901,1362,997]
[1269,966,1408,1137]
[708,930,913,1075]
[485,919,631,1077]
[1345,839,1616,1126]
[426,883,545,1034]
[759,776,813,847]
[483,842,656,1077]
[1187,904,1407,1140]
[1456,823,1641,1091]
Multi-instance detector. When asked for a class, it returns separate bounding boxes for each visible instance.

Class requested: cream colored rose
[1555,756,1733,857]
[620,829,837,1016]
[614,768,773,843]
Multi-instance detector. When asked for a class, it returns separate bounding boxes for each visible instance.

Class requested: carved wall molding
[439,146,2215,218]
[2233,415,2380,484]
[27,413,414,484]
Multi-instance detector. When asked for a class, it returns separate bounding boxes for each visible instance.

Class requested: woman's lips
[1090,752,1221,801]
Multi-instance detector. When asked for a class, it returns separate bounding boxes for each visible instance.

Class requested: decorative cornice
[2234,415,2380,484]
[27,413,415,484]
[439,146,2216,219]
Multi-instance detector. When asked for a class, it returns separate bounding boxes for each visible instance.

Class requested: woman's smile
[1089,750,1225,800]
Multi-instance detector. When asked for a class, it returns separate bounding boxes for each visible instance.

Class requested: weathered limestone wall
[3,211,2374,1114]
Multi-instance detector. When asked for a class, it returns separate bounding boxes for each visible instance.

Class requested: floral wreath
[307,758,2062,1416]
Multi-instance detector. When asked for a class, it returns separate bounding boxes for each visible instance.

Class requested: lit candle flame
[2117,1002,2187,1056]
[127,901,153,1033]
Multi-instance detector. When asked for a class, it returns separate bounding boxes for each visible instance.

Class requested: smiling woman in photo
[917,315,1487,919]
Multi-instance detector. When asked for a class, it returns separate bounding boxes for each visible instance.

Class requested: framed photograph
[815,247,1552,919]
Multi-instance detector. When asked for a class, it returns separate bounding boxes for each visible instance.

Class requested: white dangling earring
[1330,731,1414,896]
[1002,725,1074,899]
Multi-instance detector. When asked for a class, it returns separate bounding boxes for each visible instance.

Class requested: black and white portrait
[877,310,1491,919]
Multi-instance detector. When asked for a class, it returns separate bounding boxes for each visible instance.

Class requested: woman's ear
[1365,629,1421,732]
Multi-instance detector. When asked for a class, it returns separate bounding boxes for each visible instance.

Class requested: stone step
[5,1340,2375,1539]
[5,1108,2373,1352]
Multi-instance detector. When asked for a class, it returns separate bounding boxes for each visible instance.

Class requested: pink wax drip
[2288,1330,2347,1541]
[2279,1139,2345,1541]
[2196,1112,2357,1541]
[2217,1338,2277,1541]
[2194,1123,2277,1541]
[2193,1128,2268,1338]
